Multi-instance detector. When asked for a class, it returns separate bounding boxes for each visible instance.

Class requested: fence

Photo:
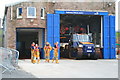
[0,29,3,47]
[0,47,19,74]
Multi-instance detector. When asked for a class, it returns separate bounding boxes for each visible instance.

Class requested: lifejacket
[31,44,35,49]
[54,44,59,49]
[35,46,40,52]
[54,44,59,52]
[44,44,51,50]
[44,45,52,54]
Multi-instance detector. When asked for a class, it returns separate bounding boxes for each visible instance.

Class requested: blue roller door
[103,15,110,59]
[109,15,116,59]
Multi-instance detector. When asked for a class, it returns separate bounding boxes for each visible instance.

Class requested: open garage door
[60,14,102,59]
[47,11,116,59]
[16,28,45,59]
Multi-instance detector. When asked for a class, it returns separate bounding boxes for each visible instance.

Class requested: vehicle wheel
[76,53,83,60]
[93,53,99,60]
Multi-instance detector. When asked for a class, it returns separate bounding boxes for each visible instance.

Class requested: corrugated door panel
[103,15,110,59]
[53,14,60,59]
[109,15,116,59]
[47,14,54,59]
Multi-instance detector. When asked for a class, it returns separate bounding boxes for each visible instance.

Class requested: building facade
[3,1,116,59]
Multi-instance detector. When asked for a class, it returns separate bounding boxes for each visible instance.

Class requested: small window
[41,8,45,19]
[17,8,22,18]
[27,7,36,18]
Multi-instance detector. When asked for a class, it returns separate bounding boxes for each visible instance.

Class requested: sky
[0,0,26,19]
[0,0,119,31]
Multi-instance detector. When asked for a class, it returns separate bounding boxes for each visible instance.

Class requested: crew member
[44,42,52,63]
[33,44,41,64]
[52,42,59,63]
[31,42,35,63]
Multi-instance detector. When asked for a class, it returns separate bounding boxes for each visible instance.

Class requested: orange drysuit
[44,43,52,63]
[31,43,35,63]
[52,43,59,63]
[33,45,40,64]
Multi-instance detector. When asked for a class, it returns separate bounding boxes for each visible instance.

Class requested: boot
[33,60,36,64]
[47,59,50,63]
[56,59,59,64]
[37,59,40,64]
[52,58,54,63]
[45,59,47,62]
[31,59,33,63]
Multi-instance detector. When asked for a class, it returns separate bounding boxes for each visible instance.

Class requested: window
[27,7,36,18]
[17,7,22,18]
[41,8,45,19]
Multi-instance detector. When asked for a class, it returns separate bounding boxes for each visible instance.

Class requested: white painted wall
[38,29,43,48]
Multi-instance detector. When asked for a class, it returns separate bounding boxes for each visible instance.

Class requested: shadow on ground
[2,68,36,78]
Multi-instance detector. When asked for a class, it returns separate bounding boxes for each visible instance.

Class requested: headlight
[79,45,83,47]
[95,45,100,48]
[88,46,91,49]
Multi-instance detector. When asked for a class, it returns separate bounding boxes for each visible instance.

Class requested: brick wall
[46,2,115,14]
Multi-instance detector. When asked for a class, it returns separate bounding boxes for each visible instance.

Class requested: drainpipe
[10,5,13,20]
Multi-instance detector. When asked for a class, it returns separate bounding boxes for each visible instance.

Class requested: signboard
[55,10,108,15]
[65,11,99,15]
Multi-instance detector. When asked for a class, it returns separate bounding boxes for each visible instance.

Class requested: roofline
[5,0,49,7]
[5,0,28,7]
[55,9,108,12]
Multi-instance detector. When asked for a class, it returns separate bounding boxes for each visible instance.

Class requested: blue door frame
[47,10,116,59]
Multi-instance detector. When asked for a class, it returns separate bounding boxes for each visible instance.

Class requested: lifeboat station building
[3,1,116,59]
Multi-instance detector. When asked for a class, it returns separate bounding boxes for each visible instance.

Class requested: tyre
[93,53,99,60]
[76,52,83,60]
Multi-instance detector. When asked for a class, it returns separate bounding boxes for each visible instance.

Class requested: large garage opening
[16,28,44,59]
[60,14,102,58]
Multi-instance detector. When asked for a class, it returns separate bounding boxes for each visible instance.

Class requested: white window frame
[27,7,36,18]
[17,7,22,18]
[41,8,45,19]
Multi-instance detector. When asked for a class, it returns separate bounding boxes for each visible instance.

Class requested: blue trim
[55,10,108,15]
[16,27,45,29]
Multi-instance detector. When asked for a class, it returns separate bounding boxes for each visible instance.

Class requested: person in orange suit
[44,42,52,63]
[33,44,41,64]
[31,42,35,63]
[52,42,59,63]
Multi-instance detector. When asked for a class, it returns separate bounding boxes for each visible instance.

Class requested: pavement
[2,59,118,78]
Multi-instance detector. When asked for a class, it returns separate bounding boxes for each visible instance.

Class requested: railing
[0,47,19,74]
